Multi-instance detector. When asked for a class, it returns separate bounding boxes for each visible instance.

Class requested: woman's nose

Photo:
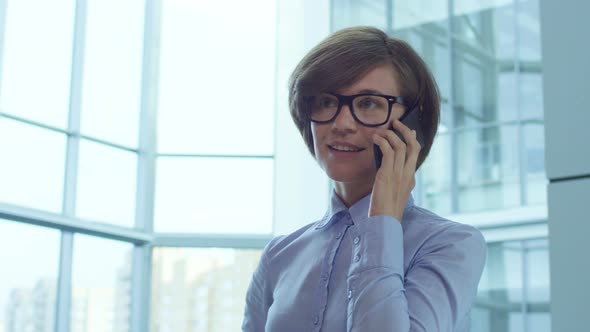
[332,104,357,131]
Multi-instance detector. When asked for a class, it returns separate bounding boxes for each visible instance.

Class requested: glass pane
[457,125,520,212]
[452,1,518,125]
[523,123,546,206]
[516,0,543,123]
[70,234,133,332]
[79,0,144,148]
[420,131,452,215]
[519,72,544,120]
[155,157,273,233]
[157,0,276,155]
[332,0,452,126]
[517,0,542,62]
[393,0,448,32]
[150,247,262,332]
[331,0,386,31]
[0,118,66,213]
[0,0,75,128]
[392,7,451,127]
[0,219,60,331]
[528,313,551,332]
[525,239,549,304]
[76,140,137,227]
[472,240,524,332]
[452,0,514,57]
[453,48,518,126]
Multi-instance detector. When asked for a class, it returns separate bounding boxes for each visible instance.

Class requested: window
[70,235,133,332]
[331,0,548,330]
[150,248,262,332]
[1,0,278,331]
[473,239,550,332]
[154,157,273,234]
[75,140,137,227]
[156,0,276,155]
[0,220,60,332]
[0,119,67,213]
[79,0,145,148]
[0,0,75,128]
[332,0,546,212]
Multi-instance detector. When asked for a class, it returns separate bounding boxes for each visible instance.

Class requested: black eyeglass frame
[304,92,408,127]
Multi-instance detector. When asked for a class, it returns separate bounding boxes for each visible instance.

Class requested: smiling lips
[328,141,365,153]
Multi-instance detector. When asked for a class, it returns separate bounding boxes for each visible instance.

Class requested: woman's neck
[333,180,373,208]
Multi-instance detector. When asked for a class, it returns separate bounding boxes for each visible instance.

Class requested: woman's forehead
[335,64,401,96]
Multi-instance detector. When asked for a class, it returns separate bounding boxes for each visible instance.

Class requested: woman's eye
[319,98,337,108]
[359,98,376,108]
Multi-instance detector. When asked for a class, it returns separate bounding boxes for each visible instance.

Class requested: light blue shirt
[242,190,487,332]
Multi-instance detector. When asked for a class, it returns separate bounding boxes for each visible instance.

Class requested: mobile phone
[373,108,425,169]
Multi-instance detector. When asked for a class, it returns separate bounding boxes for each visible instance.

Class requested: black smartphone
[373,108,425,169]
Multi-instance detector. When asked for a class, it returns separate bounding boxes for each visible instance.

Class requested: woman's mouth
[329,145,364,152]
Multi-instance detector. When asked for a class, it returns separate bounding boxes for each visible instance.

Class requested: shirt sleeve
[346,215,487,332]
[242,238,276,332]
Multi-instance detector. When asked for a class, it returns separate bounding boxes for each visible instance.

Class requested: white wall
[273,0,332,235]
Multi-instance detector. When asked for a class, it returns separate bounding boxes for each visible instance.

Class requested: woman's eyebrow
[355,88,388,95]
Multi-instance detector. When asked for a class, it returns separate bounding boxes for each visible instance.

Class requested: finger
[372,134,396,175]
[393,119,421,166]
[381,126,406,178]
[391,120,415,158]
[402,131,420,188]
[392,120,421,189]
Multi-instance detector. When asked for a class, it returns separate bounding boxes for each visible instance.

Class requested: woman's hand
[368,119,422,222]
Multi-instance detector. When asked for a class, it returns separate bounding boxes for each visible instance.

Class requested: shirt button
[336,231,342,239]
[313,314,319,325]
[321,273,328,281]
[354,254,361,262]
[348,289,353,299]
[353,236,360,245]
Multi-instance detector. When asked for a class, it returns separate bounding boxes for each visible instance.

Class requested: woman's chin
[325,166,373,183]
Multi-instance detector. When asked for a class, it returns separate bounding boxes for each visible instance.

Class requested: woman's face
[311,64,406,184]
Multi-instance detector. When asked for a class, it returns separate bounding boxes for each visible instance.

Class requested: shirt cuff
[347,214,405,276]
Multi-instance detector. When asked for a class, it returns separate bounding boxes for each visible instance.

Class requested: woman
[242,26,486,332]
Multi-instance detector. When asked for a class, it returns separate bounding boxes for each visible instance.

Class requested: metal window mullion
[130,0,161,330]
[54,231,74,332]
[385,0,393,35]
[0,202,151,244]
[514,0,528,206]
[448,0,459,213]
[521,240,530,332]
[55,0,88,330]
[131,244,152,332]
[152,233,274,249]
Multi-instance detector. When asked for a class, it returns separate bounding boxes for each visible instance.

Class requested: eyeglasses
[304,92,406,127]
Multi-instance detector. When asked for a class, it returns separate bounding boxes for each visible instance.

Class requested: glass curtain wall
[332,0,549,331]
[332,0,545,214]
[474,239,550,332]
[0,0,273,331]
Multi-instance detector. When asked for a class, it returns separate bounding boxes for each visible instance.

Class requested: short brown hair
[288,26,440,171]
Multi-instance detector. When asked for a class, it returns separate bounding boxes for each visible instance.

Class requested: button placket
[349,225,363,266]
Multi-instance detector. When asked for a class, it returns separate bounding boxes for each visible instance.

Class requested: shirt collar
[315,189,415,230]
